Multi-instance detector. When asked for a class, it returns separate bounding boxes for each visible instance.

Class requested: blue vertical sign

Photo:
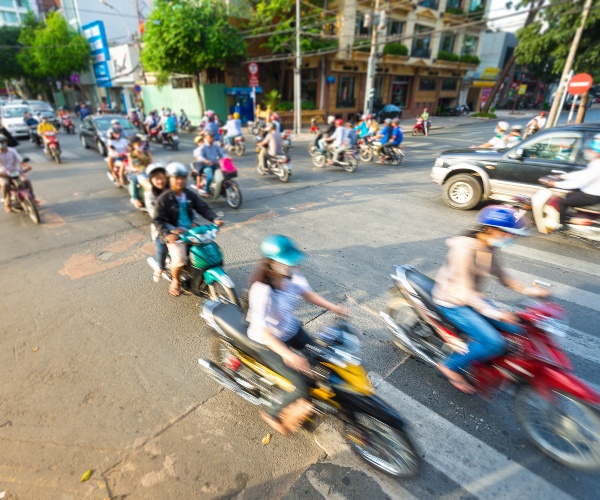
[82,21,112,88]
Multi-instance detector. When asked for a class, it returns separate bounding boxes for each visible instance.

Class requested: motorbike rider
[542,135,600,234]
[317,115,336,150]
[204,112,220,142]
[505,124,523,148]
[107,124,130,184]
[125,137,154,208]
[326,118,347,164]
[270,113,282,134]
[378,117,403,162]
[37,116,59,155]
[144,163,169,282]
[471,121,509,149]
[432,205,549,393]
[355,115,369,138]
[374,118,392,164]
[223,113,243,149]
[161,109,178,143]
[153,162,223,296]
[144,111,158,135]
[247,235,347,435]
[530,111,547,130]
[420,108,430,136]
[195,130,227,197]
[179,109,190,129]
[0,134,38,213]
[23,111,39,144]
[79,102,90,120]
[258,122,284,174]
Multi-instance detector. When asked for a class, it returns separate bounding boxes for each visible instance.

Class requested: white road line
[60,151,79,160]
[509,269,600,312]
[428,145,454,150]
[561,327,600,365]
[369,373,572,500]
[25,153,46,163]
[504,245,600,277]
[403,141,433,147]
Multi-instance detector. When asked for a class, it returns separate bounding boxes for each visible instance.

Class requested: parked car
[1,104,32,138]
[431,124,599,210]
[79,114,138,156]
[25,100,60,128]
[374,104,402,122]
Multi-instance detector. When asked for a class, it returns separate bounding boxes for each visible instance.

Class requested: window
[462,35,478,56]
[2,11,19,24]
[447,0,462,8]
[418,0,439,8]
[387,20,404,37]
[16,0,28,7]
[171,77,193,89]
[441,78,458,91]
[412,25,432,59]
[337,76,356,108]
[391,76,409,107]
[419,78,436,91]
[355,12,369,38]
[374,76,384,107]
[469,0,485,12]
[302,68,318,105]
[521,133,582,163]
[440,34,455,53]
[0,0,15,7]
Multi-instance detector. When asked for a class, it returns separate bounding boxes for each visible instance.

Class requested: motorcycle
[43,131,61,164]
[162,131,180,151]
[61,116,75,134]
[358,138,404,165]
[147,224,239,305]
[412,118,430,137]
[220,129,246,157]
[255,144,292,182]
[249,118,266,136]
[28,126,42,148]
[148,127,163,144]
[382,265,600,471]
[180,113,192,132]
[523,121,540,140]
[282,129,292,153]
[532,178,600,247]
[199,303,421,477]
[449,104,470,116]
[190,160,242,209]
[3,159,40,224]
[312,147,359,173]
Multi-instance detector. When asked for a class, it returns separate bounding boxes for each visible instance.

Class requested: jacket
[154,188,217,240]
[432,234,523,321]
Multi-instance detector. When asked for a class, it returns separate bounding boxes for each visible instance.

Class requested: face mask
[490,237,515,249]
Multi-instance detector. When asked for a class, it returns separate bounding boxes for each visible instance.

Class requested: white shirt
[555,158,600,196]
[0,147,23,175]
[536,116,547,129]
[486,136,506,149]
[108,137,129,156]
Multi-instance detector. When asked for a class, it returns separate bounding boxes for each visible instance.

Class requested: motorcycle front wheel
[345,412,420,478]
[359,147,373,163]
[313,154,326,168]
[277,167,290,183]
[308,144,318,157]
[52,149,61,164]
[343,156,358,172]
[21,197,40,224]
[411,128,418,137]
[225,182,242,209]
[209,281,240,306]
[514,385,600,471]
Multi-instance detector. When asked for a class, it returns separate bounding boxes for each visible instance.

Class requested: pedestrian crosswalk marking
[61,151,79,159]
[26,153,46,164]
[505,245,600,277]
[402,141,432,147]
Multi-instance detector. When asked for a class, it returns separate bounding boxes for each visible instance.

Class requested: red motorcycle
[61,116,75,134]
[43,131,61,164]
[381,265,600,471]
[412,118,429,137]
[147,127,163,144]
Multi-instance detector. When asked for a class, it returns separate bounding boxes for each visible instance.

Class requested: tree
[142,0,247,114]
[0,26,25,82]
[514,0,600,78]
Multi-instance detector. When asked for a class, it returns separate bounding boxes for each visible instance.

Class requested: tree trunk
[575,91,589,124]
[193,73,205,117]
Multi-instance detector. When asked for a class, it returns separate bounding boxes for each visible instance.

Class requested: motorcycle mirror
[22,157,30,162]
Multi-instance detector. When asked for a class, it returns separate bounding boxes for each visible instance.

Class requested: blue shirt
[391,126,403,146]
[356,122,369,138]
[165,115,177,133]
[79,107,90,119]
[331,126,347,147]
[207,121,220,140]
[198,142,225,165]
[346,128,358,147]
[380,125,391,143]
[176,193,192,229]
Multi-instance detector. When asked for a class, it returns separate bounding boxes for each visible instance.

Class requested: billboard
[82,21,112,88]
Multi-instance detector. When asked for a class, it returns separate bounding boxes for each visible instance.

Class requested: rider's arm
[188,190,218,222]
[303,291,347,316]
[553,165,598,190]
[153,193,178,240]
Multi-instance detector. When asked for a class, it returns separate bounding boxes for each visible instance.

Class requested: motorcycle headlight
[434,157,445,168]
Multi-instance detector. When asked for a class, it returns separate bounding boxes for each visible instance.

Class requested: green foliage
[18,12,89,80]
[459,54,480,64]
[277,101,294,111]
[438,50,459,62]
[261,89,281,109]
[446,6,464,15]
[0,25,24,80]
[383,43,409,57]
[142,0,247,98]
[471,112,497,118]
[515,0,600,78]
[301,101,316,110]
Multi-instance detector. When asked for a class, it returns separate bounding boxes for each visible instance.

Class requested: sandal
[260,411,289,436]
[153,269,162,283]
[438,363,476,394]
[169,282,181,297]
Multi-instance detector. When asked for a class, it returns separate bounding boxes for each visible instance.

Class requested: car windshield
[30,104,53,113]
[3,106,30,118]
[94,117,135,132]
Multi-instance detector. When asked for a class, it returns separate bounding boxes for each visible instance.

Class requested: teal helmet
[260,235,305,267]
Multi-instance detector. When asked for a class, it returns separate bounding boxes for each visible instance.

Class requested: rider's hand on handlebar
[285,353,311,374]
[330,304,349,317]
[526,286,551,299]
[166,233,179,243]
[214,219,225,227]
[498,311,520,325]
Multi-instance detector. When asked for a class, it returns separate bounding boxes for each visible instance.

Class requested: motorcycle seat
[576,203,600,214]
[211,303,270,359]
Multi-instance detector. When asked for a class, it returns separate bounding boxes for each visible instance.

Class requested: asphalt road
[1,117,599,499]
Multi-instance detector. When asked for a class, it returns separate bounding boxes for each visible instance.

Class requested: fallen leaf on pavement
[32,347,39,352]
[80,469,94,482]
[262,433,271,445]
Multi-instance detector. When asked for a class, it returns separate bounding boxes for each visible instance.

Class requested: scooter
[312,147,359,172]
[3,158,40,224]
[412,118,429,137]
[162,131,179,151]
[199,303,421,477]
[190,160,242,209]
[382,265,600,471]
[532,178,600,246]
[61,116,75,134]
[28,126,42,148]
[282,129,292,153]
[255,145,292,182]
[43,132,61,164]
[147,224,239,305]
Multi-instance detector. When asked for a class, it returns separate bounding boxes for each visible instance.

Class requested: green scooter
[147,224,239,305]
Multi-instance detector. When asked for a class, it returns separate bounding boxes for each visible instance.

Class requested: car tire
[80,135,89,149]
[97,140,107,157]
[442,173,483,210]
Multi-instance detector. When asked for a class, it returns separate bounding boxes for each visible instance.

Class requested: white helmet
[166,162,188,177]
[146,162,166,177]
[327,115,335,124]
[497,121,509,132]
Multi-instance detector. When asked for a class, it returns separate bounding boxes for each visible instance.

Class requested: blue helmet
[260,235,305,266]
[477,205,529,236]
[588,135,600,154]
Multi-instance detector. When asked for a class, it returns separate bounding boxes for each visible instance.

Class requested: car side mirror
[511,148,524,160]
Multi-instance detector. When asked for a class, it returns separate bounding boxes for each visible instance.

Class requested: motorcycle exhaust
[198,359,262,406]
[380,312,437,367]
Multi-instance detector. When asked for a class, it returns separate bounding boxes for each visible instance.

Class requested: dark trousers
[558,190,600,224]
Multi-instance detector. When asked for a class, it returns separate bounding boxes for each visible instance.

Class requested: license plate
[172,135,179,141]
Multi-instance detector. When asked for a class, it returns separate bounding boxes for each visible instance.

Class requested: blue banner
[82,21,112,88]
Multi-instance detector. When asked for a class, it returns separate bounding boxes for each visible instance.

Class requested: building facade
[0,0,32,26]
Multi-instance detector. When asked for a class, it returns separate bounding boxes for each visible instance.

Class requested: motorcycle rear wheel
[277,167,290,183]
[345,412,421,477]
[514,385,600,471]
[313,154,326,168]
[233,144,245,157]
[225,182,242,209]
[387,150,403,167]
[209,281,240,306]
[359,147,373,163]
[386,294,433,350]
[21,197,40,224]
[343,156,358,172]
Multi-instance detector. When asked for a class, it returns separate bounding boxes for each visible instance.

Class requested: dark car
[25,100,60,128]
[431,124,600,210]
[79,114,139,156]
[374,104,402,122]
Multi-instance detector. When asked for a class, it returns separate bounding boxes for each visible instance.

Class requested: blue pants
[128,172,147,201]
[437,305,519,372]
[155,239,167,270]
[204,165,216,194]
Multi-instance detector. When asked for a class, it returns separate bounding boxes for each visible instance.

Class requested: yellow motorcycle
[199,301,421,477]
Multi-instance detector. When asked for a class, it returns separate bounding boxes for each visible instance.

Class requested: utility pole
[546,0,593,129]
[293,0,302,135]
[135,0,146,85]
[363,0,382,116]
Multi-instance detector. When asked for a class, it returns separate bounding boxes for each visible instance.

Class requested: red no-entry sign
[567,73,593,95]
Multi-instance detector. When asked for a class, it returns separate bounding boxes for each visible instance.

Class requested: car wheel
[97,140,107,157]
[80,135,89,149]
[442,173,483,210]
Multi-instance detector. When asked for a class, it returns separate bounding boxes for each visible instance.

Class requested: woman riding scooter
[247,235,347,435]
